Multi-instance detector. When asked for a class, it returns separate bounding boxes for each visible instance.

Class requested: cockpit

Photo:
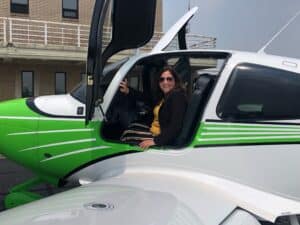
[99,52,229,148]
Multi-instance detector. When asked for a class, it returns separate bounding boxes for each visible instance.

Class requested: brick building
[0,0,163,101]
[0,0,216,101]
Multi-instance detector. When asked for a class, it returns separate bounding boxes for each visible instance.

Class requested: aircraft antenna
[258,8,300,53]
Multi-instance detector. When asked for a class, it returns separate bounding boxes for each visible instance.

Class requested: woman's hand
[119,79,129,94]
[139,139,155,150]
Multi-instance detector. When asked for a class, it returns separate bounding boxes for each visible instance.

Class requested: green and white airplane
[2,0,300,224]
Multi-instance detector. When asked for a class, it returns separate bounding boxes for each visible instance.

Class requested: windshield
[70,58,129,103]
[70,82,86,103]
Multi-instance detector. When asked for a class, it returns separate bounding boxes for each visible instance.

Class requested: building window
[217,63,300,121]
[21,71,34,97]
[62,0,78,19]
[11,0,29,14]
[55,72,66,94]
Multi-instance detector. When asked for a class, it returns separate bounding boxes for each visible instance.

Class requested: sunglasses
[159,77,174,82]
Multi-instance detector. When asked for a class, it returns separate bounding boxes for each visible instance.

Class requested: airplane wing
[0,173,251,225]
[1,148,300,225]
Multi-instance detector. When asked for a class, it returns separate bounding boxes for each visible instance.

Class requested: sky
[163,0,300,59]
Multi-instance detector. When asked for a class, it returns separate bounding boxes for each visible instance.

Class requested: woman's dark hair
[155,66,185,102]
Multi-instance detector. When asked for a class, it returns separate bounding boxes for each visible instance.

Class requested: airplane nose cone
[0,98,35,155]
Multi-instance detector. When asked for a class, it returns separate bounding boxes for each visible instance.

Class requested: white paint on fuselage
[198,135,300,142]
[8,128,94,136]
[19,138,96,152]
[34,94,85,117]
[0,116,84,121]
[40,145,109,162]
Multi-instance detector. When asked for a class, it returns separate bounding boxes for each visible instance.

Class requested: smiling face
[159,70,176,95]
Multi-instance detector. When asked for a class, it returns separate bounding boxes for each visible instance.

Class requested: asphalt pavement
[0,158,78,212]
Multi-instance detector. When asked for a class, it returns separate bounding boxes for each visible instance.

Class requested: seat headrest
[193,73,215,91]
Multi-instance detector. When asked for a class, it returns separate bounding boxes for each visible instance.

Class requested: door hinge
[87,75,94,86]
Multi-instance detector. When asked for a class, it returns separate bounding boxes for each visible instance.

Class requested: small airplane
[2,0,300,224]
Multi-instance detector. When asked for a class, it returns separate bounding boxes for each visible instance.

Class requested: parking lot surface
[0,159,77,212]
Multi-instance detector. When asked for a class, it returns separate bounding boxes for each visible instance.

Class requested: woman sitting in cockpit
[120,66,187,149]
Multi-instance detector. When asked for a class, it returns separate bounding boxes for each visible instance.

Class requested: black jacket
[154,89,187,146]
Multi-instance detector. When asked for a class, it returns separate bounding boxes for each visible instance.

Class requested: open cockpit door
[152,7,198,53]
[85,0,157,124]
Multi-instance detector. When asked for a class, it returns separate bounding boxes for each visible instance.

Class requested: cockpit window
[70,82,86,103]
[217,63,300,120]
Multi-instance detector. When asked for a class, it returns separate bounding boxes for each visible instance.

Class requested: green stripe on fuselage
[192,121,300,146]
